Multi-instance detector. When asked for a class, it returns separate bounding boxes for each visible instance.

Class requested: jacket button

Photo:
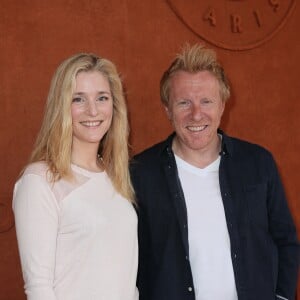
[188,287,193,292]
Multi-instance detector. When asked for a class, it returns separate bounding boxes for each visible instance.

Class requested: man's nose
[191,104,203,120]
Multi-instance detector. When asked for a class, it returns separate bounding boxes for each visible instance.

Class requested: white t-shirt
[13,161,138,300]
[175,155,238,300]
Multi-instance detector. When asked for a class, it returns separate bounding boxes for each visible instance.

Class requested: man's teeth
[81,121,101,127]
[187,125,207,132]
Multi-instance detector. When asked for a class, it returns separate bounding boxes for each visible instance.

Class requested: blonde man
[131,44,299,300]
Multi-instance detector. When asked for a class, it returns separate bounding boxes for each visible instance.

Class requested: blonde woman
[13,54,138,300]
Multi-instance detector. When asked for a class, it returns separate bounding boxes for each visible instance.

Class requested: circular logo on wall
[167,0,296,50]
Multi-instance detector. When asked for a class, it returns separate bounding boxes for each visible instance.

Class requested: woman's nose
[86,100,98,116]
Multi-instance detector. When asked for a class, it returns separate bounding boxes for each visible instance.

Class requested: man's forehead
[171,71,218,86]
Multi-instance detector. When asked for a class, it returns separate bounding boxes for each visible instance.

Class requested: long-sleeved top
[13,161,139,300]
[130,131,299,300]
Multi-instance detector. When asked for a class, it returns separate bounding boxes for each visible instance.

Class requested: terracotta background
[0,1,299,299]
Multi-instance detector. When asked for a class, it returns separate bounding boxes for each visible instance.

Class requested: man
[130,44,299,300]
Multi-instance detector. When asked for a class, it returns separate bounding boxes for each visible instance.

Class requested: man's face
[166,70,225,157]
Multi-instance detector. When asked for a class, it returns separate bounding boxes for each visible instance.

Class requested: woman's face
[71,71,113,150]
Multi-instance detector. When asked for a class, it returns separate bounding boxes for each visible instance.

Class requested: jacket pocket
[243,183,268,230]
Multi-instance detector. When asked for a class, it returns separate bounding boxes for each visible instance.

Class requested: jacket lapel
[162,142,190,257]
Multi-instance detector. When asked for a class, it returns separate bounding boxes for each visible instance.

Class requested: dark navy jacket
[130,131,299,300]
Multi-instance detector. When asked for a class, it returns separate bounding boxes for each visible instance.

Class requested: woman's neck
[71,146,103,172]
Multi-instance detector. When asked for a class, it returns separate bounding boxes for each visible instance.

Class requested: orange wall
[0,1,299,299]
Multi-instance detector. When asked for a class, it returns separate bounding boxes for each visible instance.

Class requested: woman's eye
[98,96,109,101]
[72,97,83,103]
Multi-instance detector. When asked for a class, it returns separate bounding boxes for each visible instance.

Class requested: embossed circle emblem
[167,0,296,50]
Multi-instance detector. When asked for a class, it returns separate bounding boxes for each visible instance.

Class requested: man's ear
[164,105,172,120]
[221,100,226,116]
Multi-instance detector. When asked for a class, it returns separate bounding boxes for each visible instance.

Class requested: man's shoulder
[226,134,271,154]
[134,141,164,159]
[130,136,172,177]
[133,135,172,162]
[224,133,274,163]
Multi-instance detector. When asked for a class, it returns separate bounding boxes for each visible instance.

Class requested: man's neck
[172,135,221,169]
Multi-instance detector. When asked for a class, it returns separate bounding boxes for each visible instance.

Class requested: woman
[13,53,138,300]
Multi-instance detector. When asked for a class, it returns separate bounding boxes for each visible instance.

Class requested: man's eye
[201,99,212,105]
[178,100,189,106]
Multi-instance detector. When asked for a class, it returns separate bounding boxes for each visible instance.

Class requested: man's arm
[266,153,299,300]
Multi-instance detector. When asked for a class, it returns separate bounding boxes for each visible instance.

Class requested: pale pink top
[13,161,138,300]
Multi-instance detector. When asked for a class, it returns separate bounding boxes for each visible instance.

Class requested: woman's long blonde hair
[29,53,134,202]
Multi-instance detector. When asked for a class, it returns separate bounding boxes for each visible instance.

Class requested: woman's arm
[13,173,59,300]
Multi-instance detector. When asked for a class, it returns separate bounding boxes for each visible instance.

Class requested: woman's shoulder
[13,161,60,213]
[14,161,53,191]
[23,161,50,178]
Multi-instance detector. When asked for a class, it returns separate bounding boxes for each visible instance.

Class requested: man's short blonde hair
[160,44,230,105]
